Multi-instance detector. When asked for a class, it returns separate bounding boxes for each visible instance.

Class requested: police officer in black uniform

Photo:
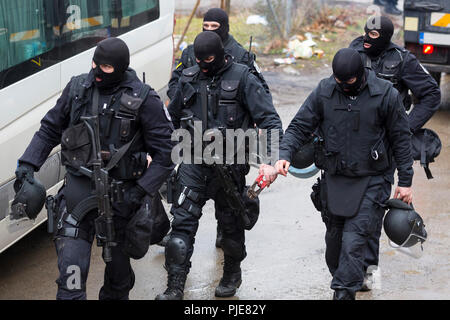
[262,48,414,300]
[14,38,175,300]
[167,7,268,101]
[349,16,441,285]
[155,31,283,300]
[165,8,269,249]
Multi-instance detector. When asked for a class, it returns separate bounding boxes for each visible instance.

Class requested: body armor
[179,63,251,133]
[315,72,394,177]
[61,71,150,181]
[361,46,412,110]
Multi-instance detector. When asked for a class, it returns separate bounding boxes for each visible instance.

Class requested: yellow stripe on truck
[10,29,40,42]
[431,13,450,28]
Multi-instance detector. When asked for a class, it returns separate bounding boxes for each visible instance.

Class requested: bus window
[0,1,49,87]
[0,0,159,90]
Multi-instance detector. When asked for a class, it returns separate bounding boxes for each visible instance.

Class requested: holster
[310,175,330,226]
[45,195,56,234]
[166,170,178,204]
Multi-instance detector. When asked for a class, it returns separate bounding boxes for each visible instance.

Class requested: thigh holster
[55,196,97,243]
[175,185,202,217]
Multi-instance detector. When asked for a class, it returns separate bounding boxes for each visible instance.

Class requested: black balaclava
[363,16,394,57]
[332,48,366,96]
[92,37,130,90]
[194,31,225,77]
[203,8,229,42]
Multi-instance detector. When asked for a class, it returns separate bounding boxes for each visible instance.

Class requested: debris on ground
[274,57,296,66]
[320,34,330,42]
[246,15,268,26]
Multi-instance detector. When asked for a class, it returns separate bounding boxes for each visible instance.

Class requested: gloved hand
[14,163,36,192]
[124,185,147,211]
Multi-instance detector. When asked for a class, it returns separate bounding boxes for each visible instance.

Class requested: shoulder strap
[68,74,90,124]
[200,80,208,132]
[361,52,372,69]
[139,83,151,101]
[105,131,143,171]
[104,83,150,172]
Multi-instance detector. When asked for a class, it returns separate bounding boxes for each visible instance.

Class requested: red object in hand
[247,174,269,199]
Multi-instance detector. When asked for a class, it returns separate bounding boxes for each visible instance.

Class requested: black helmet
[289,136,320,179]
[11,178,46,220]
[411,128,441,179]
[383,199,427,248]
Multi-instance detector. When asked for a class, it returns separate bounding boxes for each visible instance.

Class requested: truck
[403,0,450,87]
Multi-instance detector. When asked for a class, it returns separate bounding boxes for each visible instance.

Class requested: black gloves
[14,162,36,192]
[125,185,147,210]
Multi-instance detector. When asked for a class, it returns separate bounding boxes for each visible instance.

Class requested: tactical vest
[361,47,412,109]
[180,63,251,131]
[178,63,253,165]
[60,72,150,181]
[315,76,394,177]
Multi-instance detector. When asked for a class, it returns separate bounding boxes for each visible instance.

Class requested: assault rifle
[180,110,251,228]
[79,115,117,263]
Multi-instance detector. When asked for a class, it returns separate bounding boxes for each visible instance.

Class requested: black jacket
[279,70,414,187]
[168,57,282,160]
[19,68,175,195]
[349,36,441,132]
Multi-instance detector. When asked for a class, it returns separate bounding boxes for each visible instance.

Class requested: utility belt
[313,133,391,177]
[45,179,130,242]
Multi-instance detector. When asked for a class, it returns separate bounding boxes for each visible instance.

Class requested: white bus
[0,0,175,253]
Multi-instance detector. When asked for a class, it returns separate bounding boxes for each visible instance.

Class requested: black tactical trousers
[54,174,135,300]
[363,171,394,271]
[324,175,391,295]
[167,163,248,273]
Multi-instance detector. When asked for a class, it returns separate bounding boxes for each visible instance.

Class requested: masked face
[203,8,229,42]
[363,16,394,57]
[332,48,366,96]
[194,31,225,77]
[92,37,130,90]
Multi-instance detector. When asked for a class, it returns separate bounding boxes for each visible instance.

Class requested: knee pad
[166,236,189,265]
[221,238,246,261]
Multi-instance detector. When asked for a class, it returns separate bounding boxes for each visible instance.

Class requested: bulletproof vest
[180,63,250,131]
[361,47,412,109]
[315,74,394,178]
[61,72,150,181]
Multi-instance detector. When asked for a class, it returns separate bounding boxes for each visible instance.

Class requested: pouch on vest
[325,173,371,218]
[111,151,148,181]
[182,83,196,107]
[369,133,390,172]
[219,80,240,128]
[379,60,402,85]
[117,93,142,141]
[61,122,93,169]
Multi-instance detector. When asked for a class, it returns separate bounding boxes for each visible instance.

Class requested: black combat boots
[215,258,242,298]
[333,289,356,300]
[155,267,187,300]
